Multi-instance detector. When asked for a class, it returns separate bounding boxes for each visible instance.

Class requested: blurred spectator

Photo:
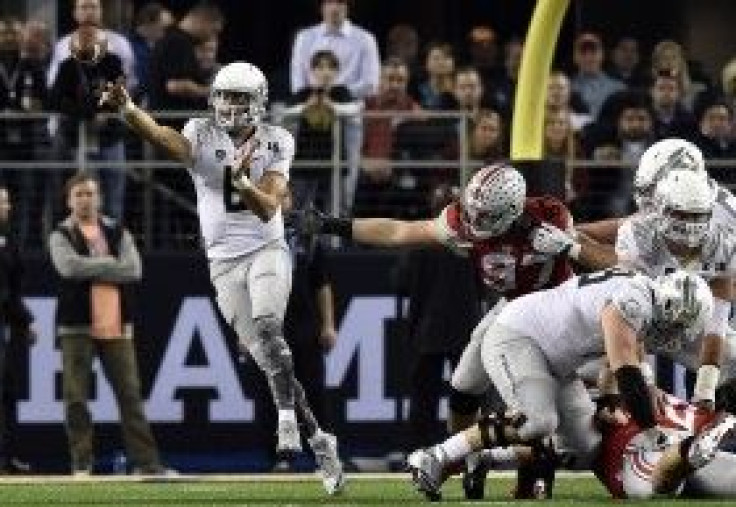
[19,19,51,68]
[650,69,697,140]
[385,24,420,75]
[0,17,48,247]
[290,0,380,99]
[290,0,377,212]
[584,92,654,218]
[651,39,708,111]
[363,57,421,183]
[128,2,172,102]
[486,36,523,117]
[544,106,582,160]
[398,183,480,448]
[591,92,654,163]
[0,186,36,474]
[286,50,360,210]
[468,109,505,161]
[607,35,647,89]
[148,1,223,115]
[415,41,455,110]
[49,26,127,220]
[47,0,136,91]
[452,66,485,116]
[545,106,582,203]
[546,69,591,130]
[695,100,736,184]
[571,32,625,119]
[194,35,220,84]
[48,172,167,476]
[466,25,499,89]
[721,57,736,112]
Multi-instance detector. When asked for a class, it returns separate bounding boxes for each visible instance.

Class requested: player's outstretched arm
[100,82,193,166]
[576,218,626,245]
[296,208,441,248]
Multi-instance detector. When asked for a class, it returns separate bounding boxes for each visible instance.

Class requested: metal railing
[0,109,734,251]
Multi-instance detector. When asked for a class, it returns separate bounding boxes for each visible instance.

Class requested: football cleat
[308,431,345,495]
[462,451,489,500]
[406,448,445,502]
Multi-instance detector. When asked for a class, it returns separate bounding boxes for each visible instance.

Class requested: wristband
[568,242,582,261]
[322,217,353,239]
[694,365,720,402]
[615,364,656,429]
[640,362,655,386]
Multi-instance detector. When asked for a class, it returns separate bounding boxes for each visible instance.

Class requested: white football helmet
[634,138,706,211]
[656,170,715,248]
[652,270,713,336]
[210,62,268,129]
[461,163,526,238]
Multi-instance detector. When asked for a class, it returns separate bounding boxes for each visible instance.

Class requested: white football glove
[531,223,580,259]
[687,414,736,469]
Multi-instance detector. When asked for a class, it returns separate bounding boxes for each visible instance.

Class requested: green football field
[0,473,732,506]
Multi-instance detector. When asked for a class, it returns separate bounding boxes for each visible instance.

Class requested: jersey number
[223,165,247,212]
[480,252,555,292]
[578,267,634,287]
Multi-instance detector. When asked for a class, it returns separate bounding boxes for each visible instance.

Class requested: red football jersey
[594,394,717,498]
[436,196,574,298]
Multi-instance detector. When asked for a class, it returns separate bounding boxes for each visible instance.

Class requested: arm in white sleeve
[348,33,380,98]
[290,30,310,94]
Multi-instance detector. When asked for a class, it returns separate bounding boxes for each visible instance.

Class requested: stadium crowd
[0,0,735,236]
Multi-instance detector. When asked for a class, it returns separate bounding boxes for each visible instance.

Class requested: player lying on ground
[298,163,615,498]
[593,365,736,499]
[99,62,343,494]
[405,268,713,501]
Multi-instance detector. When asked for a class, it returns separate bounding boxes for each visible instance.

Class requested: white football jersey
[615,213,736,279]
[712,180,736,232]
[495,269,698,376]
[182,118,295,259]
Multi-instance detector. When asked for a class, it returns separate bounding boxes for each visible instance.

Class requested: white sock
[436,433,472,462]
[482,447,518,466]
[278,409,297,424]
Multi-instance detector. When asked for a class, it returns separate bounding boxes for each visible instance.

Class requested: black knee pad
[449,386,482,415]
[477,411,528,449]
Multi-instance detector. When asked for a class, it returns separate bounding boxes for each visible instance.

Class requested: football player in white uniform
[406,268,713,501]
[100,62,344,494]
[616,169,736,400]
[575,138,736,244]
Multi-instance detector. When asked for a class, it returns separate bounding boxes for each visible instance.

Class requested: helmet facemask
[633,183,656,212]
[461,202,517,239]
[211,89,265,130]
[661,207,711,248]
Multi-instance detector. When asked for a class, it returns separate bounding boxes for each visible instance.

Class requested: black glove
[289,205,352,239]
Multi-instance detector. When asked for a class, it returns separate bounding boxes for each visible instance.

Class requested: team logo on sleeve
[215,149,226,161]
[618,298,644,325]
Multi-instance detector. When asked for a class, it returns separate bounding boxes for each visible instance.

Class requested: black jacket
[49,53,125,148]
[0,223,33,330]
[51,219,137,328]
